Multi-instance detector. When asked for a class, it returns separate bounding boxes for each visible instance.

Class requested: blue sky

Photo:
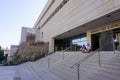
[0,0,48,49]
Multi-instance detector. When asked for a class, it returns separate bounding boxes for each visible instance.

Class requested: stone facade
[33,0,120,52]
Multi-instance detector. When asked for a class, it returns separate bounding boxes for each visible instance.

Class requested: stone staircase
[0,51,120,80]
[19,62,61,80]
[47,51,120,80]
[18,51,87,80]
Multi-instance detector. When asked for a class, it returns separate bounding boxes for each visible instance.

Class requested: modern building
[20,27,36,43]
[33,0,120,53]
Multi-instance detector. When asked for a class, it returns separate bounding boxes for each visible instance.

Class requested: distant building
[20,27,36,43]
[10,45,18,56]
[3,48,10,56]
[26,33,36,43]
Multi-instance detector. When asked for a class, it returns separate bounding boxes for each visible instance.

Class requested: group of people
[80,43,91,53]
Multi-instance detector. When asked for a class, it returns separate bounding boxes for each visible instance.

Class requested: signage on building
[90,22,120,34]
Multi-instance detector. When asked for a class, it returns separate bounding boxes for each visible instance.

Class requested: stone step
[27,62,61,80]
[82,61,120,70]
[88,56,120,61]
[24,62,42,80]
[93,70,120,80]
[18,51,120,80]
[49,65,77,80]
[19,64,35,80]
[47,51,120,80]
[49,62,102,80]
[51,62,76,74]
[20,63,40,80]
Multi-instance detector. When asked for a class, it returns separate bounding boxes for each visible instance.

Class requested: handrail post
[63,51,64,60]
[113,41,115,54]
[75,45,77,51]
[98,49,101,66]
[77,64,80,80]
[48,57,50,68]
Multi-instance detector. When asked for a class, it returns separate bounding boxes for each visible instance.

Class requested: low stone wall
[8,42,49,65]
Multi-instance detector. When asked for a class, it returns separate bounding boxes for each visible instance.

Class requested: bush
[8,61,14,65]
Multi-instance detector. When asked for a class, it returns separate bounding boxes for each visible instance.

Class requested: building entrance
[91,33,100,51]
[91,30,114,51]
[54,33,87,51]
[91,28,120,51]
[113,28,120,50]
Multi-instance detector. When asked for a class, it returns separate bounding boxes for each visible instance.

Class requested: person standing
[86,43,91,52]
[113,38,119,50]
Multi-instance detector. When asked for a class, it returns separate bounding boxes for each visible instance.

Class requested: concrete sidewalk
[0,69,15,80]
[0,65,20,80]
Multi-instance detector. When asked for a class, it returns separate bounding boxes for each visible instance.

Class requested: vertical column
[87,31,91,44]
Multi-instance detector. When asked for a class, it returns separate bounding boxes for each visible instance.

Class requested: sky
[0,0,48,49]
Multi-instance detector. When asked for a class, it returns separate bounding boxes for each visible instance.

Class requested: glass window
[72,37,87,46]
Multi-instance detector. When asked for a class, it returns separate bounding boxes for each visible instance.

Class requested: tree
[0,49,4,64]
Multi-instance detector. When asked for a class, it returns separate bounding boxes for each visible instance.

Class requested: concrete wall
[34,0,120,52]
[20,27,36,43]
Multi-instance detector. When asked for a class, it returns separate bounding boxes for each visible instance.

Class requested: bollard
[14,73,21,80]
[48,57,50,68]
[63,51,64,60]
[14,77,21,80]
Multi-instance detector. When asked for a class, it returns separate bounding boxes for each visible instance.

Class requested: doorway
[91,30,114,51]
[91,33,100,51]
[113,28,120,50]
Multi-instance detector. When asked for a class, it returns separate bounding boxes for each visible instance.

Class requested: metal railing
[70,48,100,80]
[47,45,77,68]
[62,46,75,60]
[71,48,100,68]
[70,42,115,80]
[47,41,115,69]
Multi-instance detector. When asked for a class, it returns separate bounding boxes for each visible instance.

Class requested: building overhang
[55,9,120,40]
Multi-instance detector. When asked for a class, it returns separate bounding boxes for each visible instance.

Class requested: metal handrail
[70,42,114,80]
[47,45,76,68]
[70,48,101,80]
[70,48,99,68]
[71,41,115,68]
[62,45,76,60]
[62,46,74,52]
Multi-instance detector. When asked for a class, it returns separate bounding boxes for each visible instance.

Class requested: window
[72,37,87,46]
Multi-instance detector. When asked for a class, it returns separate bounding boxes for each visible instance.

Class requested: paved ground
[0,65,18,80]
